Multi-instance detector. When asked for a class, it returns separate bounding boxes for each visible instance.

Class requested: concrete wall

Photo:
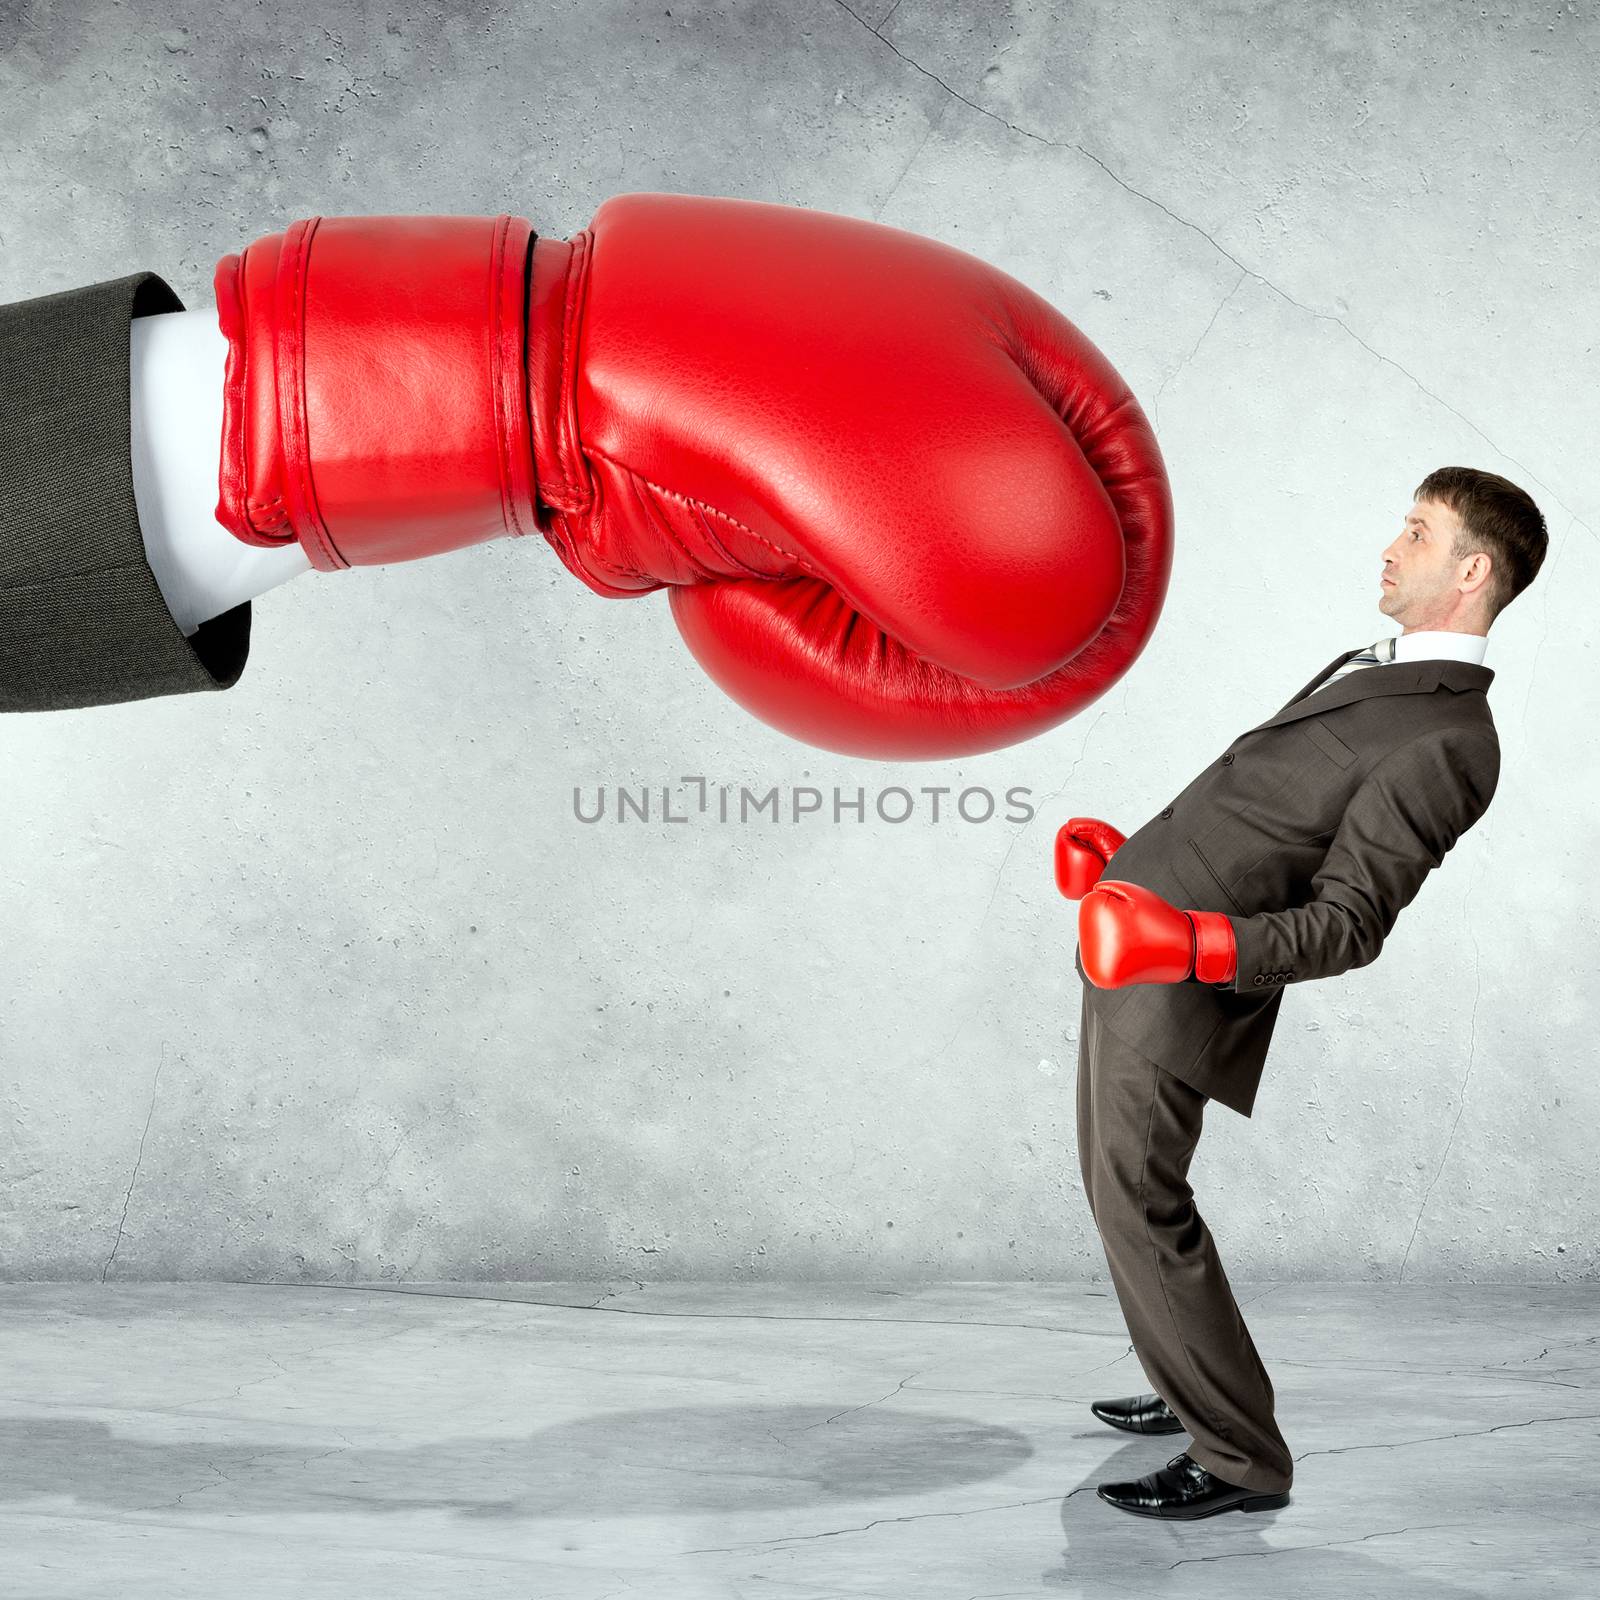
[1,0,1593,1282]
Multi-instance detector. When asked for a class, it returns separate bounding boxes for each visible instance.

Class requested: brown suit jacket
[1075,649,1499,1118]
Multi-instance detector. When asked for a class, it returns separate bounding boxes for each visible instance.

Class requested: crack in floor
[1292,1408,1600,1462]
[681,1488,1075,1555]
[243,1279,1125,1340]
[1170,1519,1468,1568]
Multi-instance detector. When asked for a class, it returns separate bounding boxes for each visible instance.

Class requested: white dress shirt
[129,309,310,638]
[1389,629,1488,666]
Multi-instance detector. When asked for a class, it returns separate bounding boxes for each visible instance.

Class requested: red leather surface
[215,195,1172,756]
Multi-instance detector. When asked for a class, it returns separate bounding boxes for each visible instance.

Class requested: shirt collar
[1389,629,1488,667]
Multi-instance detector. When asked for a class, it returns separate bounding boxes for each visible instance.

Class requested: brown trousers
[1076,985,1294,1493]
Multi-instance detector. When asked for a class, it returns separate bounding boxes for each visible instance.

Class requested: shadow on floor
[1045,1437,1488,1598]
[0,1402,1033,1518]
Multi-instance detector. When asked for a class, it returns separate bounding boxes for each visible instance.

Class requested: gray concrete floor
[1,1280,1594,1598]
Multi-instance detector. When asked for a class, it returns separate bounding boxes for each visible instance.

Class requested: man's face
[1378,498,1469,630]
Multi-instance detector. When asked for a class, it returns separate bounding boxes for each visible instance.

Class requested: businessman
[1055,466,1546,1519]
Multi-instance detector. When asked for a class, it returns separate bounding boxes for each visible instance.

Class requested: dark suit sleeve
[0,271,250,713]
[1217,727,1500,992]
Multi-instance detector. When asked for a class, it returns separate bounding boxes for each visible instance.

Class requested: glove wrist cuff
[215,213,540,570]
[1187,910,1237,985]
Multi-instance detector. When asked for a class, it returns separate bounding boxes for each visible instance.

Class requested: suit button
[1222,753,1235,764]
[1252,974,1264,986]
[1159,806,1173,819]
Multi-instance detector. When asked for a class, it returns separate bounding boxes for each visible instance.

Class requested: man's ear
[1461,550,1492,593]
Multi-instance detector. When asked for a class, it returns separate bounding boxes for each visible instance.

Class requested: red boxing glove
[214,194,1172,758]
[1078,879,1236,988]
[1054,815,1128,899]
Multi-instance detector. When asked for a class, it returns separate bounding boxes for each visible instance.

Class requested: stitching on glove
[687,499,749,575]
[546,511,655,595]
[246,493,292,537]
[633,463,710,581]
[580,443,807,578]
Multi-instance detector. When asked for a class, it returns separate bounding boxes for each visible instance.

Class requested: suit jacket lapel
[1242,656,1495,739]
[1285,651,1358,707]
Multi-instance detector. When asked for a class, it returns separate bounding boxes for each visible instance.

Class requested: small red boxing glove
[213,194,1172,759]
[1054,815,1128,899]
[1078,879,1236,988]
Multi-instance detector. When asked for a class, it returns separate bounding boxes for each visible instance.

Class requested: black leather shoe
[1097,1452,1291,1519]
[1090,1392,1185,1435]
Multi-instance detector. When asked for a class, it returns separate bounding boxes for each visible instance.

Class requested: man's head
[1379,467,1547,634]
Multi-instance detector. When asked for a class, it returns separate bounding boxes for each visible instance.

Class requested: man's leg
[1078,994,1292,1493]
[1075,985,1099,1224]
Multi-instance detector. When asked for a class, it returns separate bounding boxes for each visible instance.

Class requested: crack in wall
[1152,272,1248,426]
[826,0,1594,541]
[871,95,952,223]
[100,1044,167,1282]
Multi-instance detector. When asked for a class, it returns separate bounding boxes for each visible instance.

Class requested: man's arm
[1212,726,1500,992]
[0,273,253,713]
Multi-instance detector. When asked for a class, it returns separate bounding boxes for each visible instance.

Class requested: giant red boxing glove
[214,194,1172,758]
[1054,815,1128,899]
[1078,879,1237,987]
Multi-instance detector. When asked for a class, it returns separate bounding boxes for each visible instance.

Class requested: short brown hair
[1413,466,1547,621]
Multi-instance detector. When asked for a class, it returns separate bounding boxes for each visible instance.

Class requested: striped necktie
[1326,635,1397,683]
